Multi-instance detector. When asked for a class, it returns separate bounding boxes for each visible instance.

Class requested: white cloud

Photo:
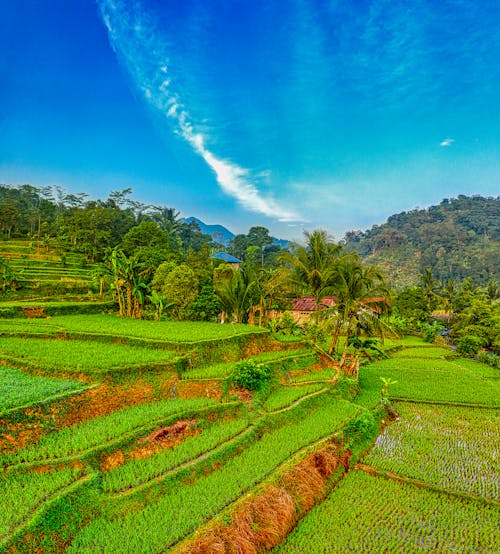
[440,137,455,147]
[97,0,300,223]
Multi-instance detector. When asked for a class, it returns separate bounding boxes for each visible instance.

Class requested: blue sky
[1,0,499,240]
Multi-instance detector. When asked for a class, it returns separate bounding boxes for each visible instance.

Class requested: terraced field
[0,319,497,553]
[274,342,500,553]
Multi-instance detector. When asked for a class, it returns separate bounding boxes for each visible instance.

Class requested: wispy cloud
[98,0,299,222]
[440,137,455,147]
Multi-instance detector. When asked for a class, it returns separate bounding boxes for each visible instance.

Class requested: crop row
[359,357,500,406]
[185,350,313,380]
[291,367,337,383]
[263,384,325,412]
[0,336,178,372]
[2,397,219,466]
[68,398,359,553]
[0,467,84,543]
[273,470,500,553]
[0,366,85,414]
[102,417,250,493]
[363,403,500,499]
[34,315,268,342]
[391,346,455,359]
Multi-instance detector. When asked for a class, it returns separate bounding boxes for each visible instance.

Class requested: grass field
[364,402,500,499]
[0,366,85,414]
[0,336,179,373]
[0,315,269,342]
[273,470,500,553]
[0,320,498,553]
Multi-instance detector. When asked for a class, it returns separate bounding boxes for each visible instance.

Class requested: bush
[419,321,444,343]
[343,411,376,445]
[477,351,500,369]
[228,359,273,391]
[456,335,483,358]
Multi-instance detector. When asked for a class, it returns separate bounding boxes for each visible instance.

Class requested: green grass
[358,357,500,406]
[263,384,325,411]
[0,315,268,341]
[0,467,84,544]
[101,417,250,493]
[39,315,268,341]
[273,470,500,553]
[185,350,314,380]
[69,397,359,553]
[0,367,85,414]
[291,367,337,383]
[0,336,178,372]
[2,398,218,466]
[391,346,455,358]
[364,403,500,499]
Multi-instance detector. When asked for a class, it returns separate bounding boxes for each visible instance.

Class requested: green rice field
[0,314,497,553]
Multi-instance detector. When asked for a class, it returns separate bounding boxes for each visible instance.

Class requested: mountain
[185,217,290,249]
[184,217,235,246]
[343,195,499,289]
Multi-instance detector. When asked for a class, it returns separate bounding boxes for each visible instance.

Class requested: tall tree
[279,229,344,308]
[328,260,390,369]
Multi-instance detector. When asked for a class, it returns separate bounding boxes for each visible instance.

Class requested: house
[211,252,242,270]
[266,295,337,325]
[289,296,337,323]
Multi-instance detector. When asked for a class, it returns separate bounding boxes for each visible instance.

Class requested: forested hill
[343,195,499,289]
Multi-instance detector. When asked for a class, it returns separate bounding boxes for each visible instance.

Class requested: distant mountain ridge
[185,217,290,249]
[184,217,234,246]
[343,195,499,289]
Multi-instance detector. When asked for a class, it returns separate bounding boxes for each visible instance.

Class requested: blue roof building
[212,252,242,264]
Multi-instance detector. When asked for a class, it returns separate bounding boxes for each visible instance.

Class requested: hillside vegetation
[343,195,499,289]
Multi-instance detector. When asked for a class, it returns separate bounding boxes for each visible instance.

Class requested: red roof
[291,296,337,312]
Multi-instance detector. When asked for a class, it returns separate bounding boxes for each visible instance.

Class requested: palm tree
[327,260,391,371]
[279,229,343,310]
[214,265,256,323]
[419,268,441,312]
[105,247,150,318]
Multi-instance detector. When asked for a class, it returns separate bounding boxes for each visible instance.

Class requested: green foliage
[160,264,199,320]
[456,334,483,357]
[0,367,84,414]
[419,321,444,343]
[183,284,222,321]
[343,195,500,288]
[343,411,376,445]
[273,310,302,336]
[228,359,273,391]
[273,470,500,553]
[333,375,359,401]
[364,403,500,499]
[477,350,500,369]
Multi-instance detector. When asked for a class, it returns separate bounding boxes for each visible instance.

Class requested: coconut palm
[279,229,343,309]
[327,260,391,371]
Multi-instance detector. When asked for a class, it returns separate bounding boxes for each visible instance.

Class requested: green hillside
[0,240,98,299]
[343,195,499,289]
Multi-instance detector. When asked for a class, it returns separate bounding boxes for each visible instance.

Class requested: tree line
[1,184,498,366]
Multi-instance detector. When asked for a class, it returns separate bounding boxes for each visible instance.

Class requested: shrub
[229,359,273,391]
[457,335,483,358]
[419,321,444,343]
[477,351,500,369]
[343,411,376,445]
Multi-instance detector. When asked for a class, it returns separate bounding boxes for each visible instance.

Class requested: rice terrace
[0,292,499,551]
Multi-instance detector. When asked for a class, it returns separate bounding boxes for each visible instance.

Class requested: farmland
[273,341,500,553]
[0,314,498,553]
